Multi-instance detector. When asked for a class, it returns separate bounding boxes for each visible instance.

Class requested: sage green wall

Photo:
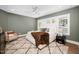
[7,13,36,34]
[0,10,8,31]
[0,9,36,34]
[38,6,79,42]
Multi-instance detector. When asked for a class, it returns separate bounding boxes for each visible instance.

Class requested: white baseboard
[66,39,79,46]
[18,34,27,37]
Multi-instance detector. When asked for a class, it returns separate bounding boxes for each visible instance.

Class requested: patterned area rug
[5,37,69,54]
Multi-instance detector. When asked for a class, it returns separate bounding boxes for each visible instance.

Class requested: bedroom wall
[37,6,79,42]
[0,9,37,34]
[7,13,36,34]
[0,9,8,31]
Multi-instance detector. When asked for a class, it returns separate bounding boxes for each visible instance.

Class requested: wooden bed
[31,32,49,48]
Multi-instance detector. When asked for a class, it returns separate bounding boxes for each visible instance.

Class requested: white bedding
[26,31,57,45]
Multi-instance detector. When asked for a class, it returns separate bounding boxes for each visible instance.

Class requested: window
[37,13,70,35]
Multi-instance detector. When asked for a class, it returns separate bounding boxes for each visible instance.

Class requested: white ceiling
[0,5,78,18]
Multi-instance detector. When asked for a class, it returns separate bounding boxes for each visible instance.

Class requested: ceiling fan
[32,6,39,15]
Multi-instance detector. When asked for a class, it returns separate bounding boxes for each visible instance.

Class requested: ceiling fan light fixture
[32,6,39,15]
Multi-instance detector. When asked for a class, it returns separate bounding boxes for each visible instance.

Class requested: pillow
[40,28,49,32]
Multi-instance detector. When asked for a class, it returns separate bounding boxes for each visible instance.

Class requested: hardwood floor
[65,42,79,54]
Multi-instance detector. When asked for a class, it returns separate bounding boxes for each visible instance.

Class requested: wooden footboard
[31,32,49,48]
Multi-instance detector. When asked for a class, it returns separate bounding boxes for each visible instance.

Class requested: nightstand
[56,34,66,44]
